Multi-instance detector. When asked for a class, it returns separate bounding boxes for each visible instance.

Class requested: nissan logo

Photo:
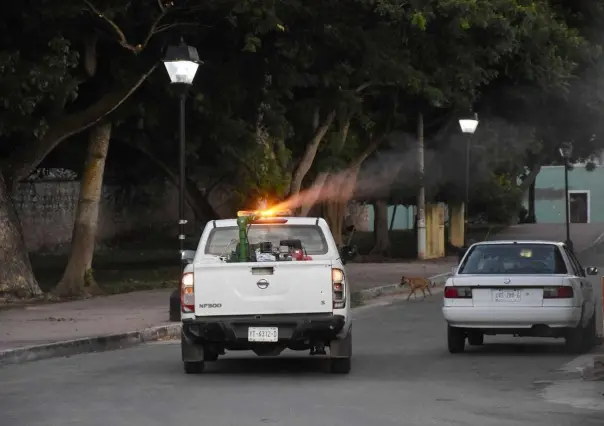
[504,278,511,284]
[257,279,269,289]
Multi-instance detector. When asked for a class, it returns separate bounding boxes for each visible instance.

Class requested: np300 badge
[199,303,222,309]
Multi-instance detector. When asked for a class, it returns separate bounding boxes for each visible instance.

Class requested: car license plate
[494,289,522,302]
[248,327,278,342]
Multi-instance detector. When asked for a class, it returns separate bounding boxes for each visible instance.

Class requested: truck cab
[179,212,356,374]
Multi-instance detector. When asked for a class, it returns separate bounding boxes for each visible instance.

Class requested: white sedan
[442,240,599,354]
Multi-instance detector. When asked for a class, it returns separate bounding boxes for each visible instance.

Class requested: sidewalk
[0,260,455,365]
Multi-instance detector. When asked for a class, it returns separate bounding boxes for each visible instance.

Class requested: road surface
[1,295,602,426]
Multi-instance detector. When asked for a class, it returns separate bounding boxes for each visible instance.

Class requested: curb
[0,324,182,367]
[582,355,604,381]
[0,272,452,367]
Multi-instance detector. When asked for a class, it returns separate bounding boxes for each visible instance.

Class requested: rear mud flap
[330,328,352,358]
[181,331,204,362]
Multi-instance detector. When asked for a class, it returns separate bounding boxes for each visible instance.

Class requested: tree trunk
[325,200,346,247]
[54,122,112,297]
[288,110,336,196]
[0,169,43,299]
[527,180,536,223]
[370,200,390,255]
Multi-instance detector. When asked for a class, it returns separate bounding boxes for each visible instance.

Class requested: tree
[55,122,112,297]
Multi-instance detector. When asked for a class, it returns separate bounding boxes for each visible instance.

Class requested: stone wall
[13,180,196,253]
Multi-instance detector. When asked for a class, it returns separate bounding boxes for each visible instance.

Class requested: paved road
[1,295,602,426]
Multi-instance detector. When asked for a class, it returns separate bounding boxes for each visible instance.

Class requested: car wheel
[468,332,484,346]
[582,314,597,351]
[330,357,351,374]
[565,322,585,354]
[184,361,205,374]
[447,325,466,353]
[169,289,180,322]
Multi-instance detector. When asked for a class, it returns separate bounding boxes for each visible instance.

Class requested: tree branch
[84,0,172,53]
[5,65,157,188]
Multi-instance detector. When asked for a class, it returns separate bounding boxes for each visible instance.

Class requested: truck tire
[468,332,484,346]
[184,361,205,374]
[330,357,351,374]
[169,289,180,322]
[447,325,465,353]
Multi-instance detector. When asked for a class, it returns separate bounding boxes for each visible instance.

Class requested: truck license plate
[494,289,522,302]
[248,327,279,342]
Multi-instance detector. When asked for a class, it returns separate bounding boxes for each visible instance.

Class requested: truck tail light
[332,268,346,309]
[181,272,195,313]
[444,286,472,299]
[543,286,574,299]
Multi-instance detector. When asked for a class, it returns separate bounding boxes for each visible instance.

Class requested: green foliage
[470,172,523,224]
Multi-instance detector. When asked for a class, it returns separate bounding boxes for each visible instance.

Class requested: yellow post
[449,203,465,248]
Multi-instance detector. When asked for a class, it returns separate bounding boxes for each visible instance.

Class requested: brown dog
[400,276,433,300]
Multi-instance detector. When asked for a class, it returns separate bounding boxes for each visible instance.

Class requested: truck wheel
[565,322,585,354]
[184,361,205,374]
[447,325,465,354]
[468,332,484,346]
[204,347,219,362]
[169,289,180,322]
[330,357,351,374]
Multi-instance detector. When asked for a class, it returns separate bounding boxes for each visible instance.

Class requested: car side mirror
[180,250,196,265]
[586,266,598,276]
[452,266,458,274]
[340,245,358,264]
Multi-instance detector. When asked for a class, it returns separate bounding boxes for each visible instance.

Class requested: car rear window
[458,243,568,275]
[204,225,328,256]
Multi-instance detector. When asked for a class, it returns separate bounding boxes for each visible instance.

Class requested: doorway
[568,190,590,223]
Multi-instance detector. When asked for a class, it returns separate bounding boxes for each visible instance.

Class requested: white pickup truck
[179,212,357,375]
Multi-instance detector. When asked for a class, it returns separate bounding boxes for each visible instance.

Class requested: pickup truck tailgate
[194,261,334,316]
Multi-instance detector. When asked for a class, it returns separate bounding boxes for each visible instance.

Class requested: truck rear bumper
[182,313,347,350]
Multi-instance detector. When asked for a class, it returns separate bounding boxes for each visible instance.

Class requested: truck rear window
[204,225,329,256]
[458,243,568,275]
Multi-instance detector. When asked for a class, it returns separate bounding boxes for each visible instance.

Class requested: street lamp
[162,39,201,262]
[459,113,479,248]
[559,143,573,250]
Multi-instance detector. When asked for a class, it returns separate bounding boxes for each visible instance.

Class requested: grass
[30,249,180,295]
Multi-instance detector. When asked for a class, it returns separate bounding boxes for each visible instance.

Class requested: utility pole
[417,112,426,259]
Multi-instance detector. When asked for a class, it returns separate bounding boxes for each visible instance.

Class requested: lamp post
[559,143,573,250]
[162,39,201,263]
[458,114,479,248]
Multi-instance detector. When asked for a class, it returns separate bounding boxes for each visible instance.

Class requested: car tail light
[444,286,472,299]
[543,286,574,299]
[332,268,346,309]
[181,272,195,313]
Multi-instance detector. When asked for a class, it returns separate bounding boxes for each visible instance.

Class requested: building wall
[526,165,604,223]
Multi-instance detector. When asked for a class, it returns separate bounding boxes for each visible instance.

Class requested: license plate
[494,289,522,302]
[248,327,278,342]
